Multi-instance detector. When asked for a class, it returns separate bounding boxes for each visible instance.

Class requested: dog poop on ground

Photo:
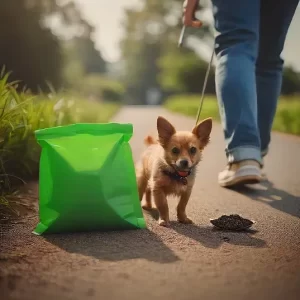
[210,214,255,231]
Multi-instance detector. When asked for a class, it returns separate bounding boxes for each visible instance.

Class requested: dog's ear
[192,118,212,148]
[157,116,176,146]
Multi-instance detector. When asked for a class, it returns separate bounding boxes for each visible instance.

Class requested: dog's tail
[144,135,158,146]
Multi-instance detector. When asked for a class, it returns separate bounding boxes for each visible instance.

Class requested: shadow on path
[232,181,300,218]
[45,228,179,264]
[171,223,267,249]
[143,210,267,249]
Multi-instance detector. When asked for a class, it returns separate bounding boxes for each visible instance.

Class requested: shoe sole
[219,174,261,188]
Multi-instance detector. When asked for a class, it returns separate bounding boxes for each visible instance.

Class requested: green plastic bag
[33,123,146,235]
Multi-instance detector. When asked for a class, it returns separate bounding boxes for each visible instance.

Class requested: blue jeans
[211,0,299,165]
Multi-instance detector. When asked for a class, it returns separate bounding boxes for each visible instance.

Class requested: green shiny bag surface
[33,123,146,235]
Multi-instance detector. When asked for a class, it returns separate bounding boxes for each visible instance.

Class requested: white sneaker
[218,160,263,188]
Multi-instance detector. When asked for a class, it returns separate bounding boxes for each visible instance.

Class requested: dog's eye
[172,147,180,154]
[190,147,197,154]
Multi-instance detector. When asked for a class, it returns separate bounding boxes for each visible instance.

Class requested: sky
[73,0,300,70]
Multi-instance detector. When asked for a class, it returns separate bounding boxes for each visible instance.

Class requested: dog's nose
[179,159,189,168]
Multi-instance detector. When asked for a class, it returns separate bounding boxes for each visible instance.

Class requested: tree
[43,0,107,75]
[0,0,107,92]
[120,0,214,104]
[0,0,62,92]
[120,1,166,104]
[158,49,215,94]
[72,37,106,74]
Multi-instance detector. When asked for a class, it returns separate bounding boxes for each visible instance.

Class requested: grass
[0,71,120,213]
[164,94,300,135]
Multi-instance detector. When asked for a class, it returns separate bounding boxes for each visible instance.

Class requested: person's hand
[182,0,202,28]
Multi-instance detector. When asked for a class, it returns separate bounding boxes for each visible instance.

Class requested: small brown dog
[135,116,212,227]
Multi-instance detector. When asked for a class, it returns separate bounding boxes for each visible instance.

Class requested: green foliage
[0,71,120,196]
[120,1,176,103]
[62,38,107,88]
[158,49,215,94]
[164,94,220,121]
[282,66,300,95]
[120,0,214,104]
[96,78,125,103]
[274,97,300,135]
[0,0,62,92]
[121,0,300,102]
[74,37,106,74]
[0,0,108,94]
[71,74,125,103]
[62,42,86,87]
[164,94,300,135]
[61,26,109,95]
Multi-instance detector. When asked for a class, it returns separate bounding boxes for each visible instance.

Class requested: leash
[195,47,214,126]
[178,0,215,126]
[178,28,215,126]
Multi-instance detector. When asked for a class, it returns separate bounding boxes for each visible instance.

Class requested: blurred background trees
[119,0,215,104]
[0,0,122,102]
[120,0,300,104]
[0,0,299,104]
[0,0,63,92]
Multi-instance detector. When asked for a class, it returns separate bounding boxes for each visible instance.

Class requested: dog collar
[162,169,191,185]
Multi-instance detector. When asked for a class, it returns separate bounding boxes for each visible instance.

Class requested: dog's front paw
[158,219,170,227]
[178,217,193,224]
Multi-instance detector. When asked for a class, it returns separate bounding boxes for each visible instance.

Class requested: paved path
[1,106,300,300]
